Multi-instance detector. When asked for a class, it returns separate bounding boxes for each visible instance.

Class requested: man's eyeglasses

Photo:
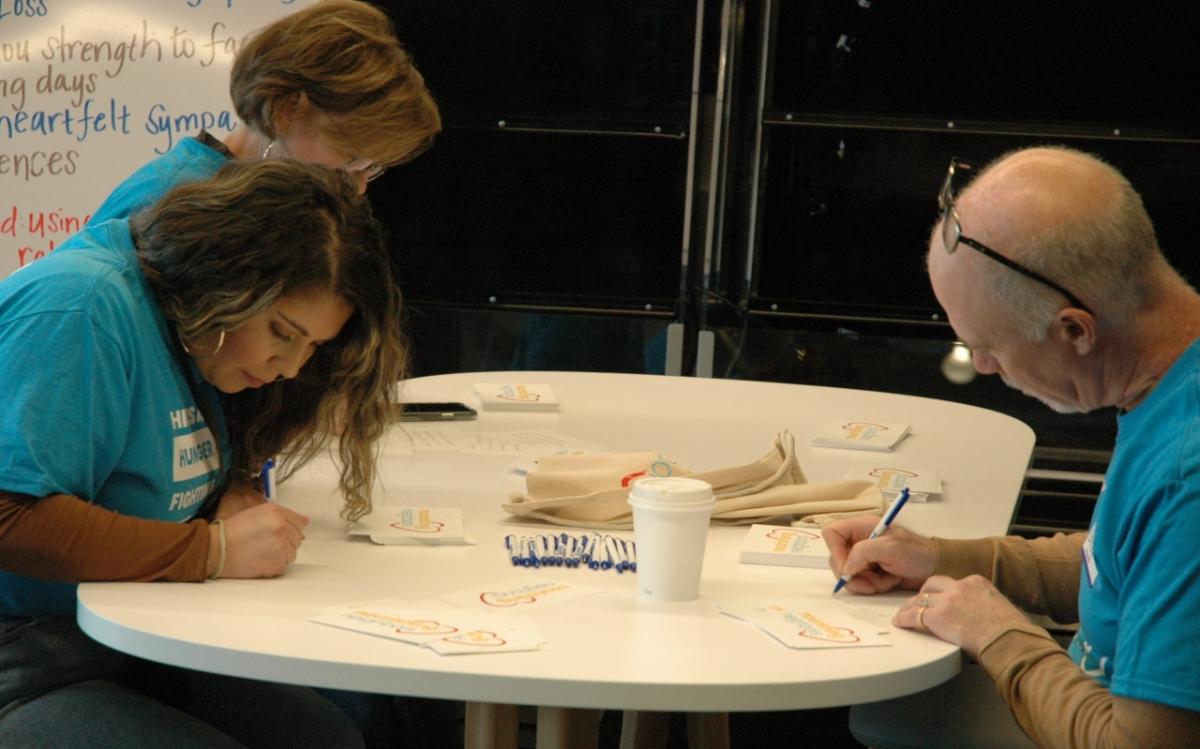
[938,158,1092,314]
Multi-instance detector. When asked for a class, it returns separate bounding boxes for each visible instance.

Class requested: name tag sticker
[173,426,218,482]
[1082,527,1099,587]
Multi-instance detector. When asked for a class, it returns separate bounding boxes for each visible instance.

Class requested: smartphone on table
[394,402,478,422]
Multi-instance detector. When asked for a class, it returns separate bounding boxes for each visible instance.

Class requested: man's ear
[1055,307,1097,356]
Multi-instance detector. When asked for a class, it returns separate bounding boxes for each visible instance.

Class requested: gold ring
[916,604,928,630]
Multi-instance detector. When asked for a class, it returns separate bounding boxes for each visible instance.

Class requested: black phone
[394,402,478,421]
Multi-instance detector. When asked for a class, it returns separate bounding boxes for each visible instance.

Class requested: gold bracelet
[208,519,227,580]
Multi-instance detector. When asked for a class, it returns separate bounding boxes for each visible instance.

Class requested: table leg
[685,712,730,749]
[463,702,519,749]
[618,710,669,749]
[619,711,731,749]
[535,706,603,749]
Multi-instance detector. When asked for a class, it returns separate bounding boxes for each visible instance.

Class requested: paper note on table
[402,428,464,451]
[398,428,606,456]
[442,576,603,610]
[717,599,893,649]
[455,430,606,455]
[310,602,546,655]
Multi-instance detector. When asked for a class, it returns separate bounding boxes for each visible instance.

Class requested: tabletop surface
[78,371,1035,711]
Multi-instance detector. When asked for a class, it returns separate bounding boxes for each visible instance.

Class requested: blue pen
[833,487,911,594]
[260,457,277,501]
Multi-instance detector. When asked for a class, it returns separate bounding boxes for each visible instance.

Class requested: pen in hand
[833,487,911,594]
[260,457,277,501]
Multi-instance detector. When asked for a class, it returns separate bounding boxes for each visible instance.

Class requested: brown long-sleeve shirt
[0,491,210,583]
[933,533,1200,747]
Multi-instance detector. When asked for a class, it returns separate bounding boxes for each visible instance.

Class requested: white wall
[1,0,313,276]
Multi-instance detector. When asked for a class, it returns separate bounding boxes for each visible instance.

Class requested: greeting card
[310,602,546,655]
[347,507,470,545]
[717,599,893,649]
[441,576,603,610]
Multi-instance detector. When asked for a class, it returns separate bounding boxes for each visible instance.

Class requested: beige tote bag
[503,430,883,530]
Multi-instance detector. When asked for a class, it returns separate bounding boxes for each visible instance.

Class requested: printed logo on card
[443,630,507,647]
[842,422,889,438]
[497,385,541,402]
[765,528,819,541]
[393,619,458,635]
[479,581,569,607]
[392,508,441,532]
[771,607,863,644]
[173,426,218,482]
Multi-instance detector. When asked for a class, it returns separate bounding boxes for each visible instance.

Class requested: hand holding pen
[823,488,938,595]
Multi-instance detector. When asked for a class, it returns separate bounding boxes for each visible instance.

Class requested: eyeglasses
[938,158,1092,314]
[310,101,388,183]
[342,156,387,183]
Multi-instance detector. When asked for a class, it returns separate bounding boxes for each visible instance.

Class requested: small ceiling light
[941,341,976,384]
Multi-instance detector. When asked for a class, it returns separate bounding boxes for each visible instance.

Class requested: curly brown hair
[134,159,409,521]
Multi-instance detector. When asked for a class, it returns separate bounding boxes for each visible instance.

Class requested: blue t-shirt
[1068,340,1200,712]
[0,220,231,616]
[89,135,228,225]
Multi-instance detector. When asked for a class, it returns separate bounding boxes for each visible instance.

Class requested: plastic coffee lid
[628,476,714,505]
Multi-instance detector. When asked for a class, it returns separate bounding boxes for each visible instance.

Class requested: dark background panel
[769,0,1200,131]
[380,0,697,125]
[752,127,1200,320]
[372,128,689,308]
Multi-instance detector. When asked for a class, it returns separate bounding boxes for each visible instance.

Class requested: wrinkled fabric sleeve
[980,627,1200,748]
[933,532,1083,623]
[0,492,209,582]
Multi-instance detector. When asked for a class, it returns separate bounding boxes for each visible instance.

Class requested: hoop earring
[180,329,226,358]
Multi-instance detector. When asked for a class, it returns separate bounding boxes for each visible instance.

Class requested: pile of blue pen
[504,533,636,573]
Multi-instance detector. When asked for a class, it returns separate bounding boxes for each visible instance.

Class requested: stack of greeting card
[474,383,559,412]
[843,465,943,502]
[810,419,911,452]
[738,524,831,568]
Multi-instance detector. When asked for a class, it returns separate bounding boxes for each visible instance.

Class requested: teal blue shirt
[1068,340,1200,711]
[0,220,231,616]
[89,135,228,225]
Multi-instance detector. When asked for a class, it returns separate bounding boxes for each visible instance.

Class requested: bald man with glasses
[824,146,1200,747]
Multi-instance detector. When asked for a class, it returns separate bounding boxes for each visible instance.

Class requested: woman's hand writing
[212,476,267,521]
[208,503,309,579]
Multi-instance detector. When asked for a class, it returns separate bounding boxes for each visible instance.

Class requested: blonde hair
[231,0,441,167]
[134,159,409,521]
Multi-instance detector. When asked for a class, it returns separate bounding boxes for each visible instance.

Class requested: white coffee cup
[627,476,715,601]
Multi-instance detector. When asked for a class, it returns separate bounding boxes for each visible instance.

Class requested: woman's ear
[271,92,310,137]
